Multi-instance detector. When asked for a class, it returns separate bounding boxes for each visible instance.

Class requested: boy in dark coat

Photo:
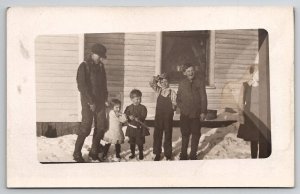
[73,43,109,162]
[124,89,148,160]
[177,63,207,160]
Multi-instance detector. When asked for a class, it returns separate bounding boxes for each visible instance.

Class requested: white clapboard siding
[84,33,125,109]
[209,29,259,110]
[123,33,157,118]
[35,35,81,122]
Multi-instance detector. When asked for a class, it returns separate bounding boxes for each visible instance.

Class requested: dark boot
[115,144,121,159]
[190,134,200,160]
[129,144,136,159]
[138,145,144,160]
[180,135,189,160]
[74,135,86,157]
[88,150,100,161]
[103,144,111,158]
[73,152,85,163]
[251,140,258,159]
[154,154,160,161]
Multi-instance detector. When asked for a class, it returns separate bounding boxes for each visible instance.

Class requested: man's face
[183,66,195,81]
[131,96,141,106]
[91,53,101,64]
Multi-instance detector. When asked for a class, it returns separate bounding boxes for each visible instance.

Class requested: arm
[149,76,161,93]
[200,81,208,116]
[76,62,94,105]
[135,106,147,122]
[170,89,177,110]
[103,67,108,102]
[176,83,182,110]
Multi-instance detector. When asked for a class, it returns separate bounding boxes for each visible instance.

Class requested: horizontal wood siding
[35,35,81,122]
[123,33,157,118]
[209,29,259,110]
[84,33,125,107]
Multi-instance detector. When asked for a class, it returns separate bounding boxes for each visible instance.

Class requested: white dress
[103,110,127,144]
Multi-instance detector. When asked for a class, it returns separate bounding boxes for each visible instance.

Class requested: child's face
[183,66,195,81]
[113,104,121,113]
[160,79,169,89]
[131,96,141,106]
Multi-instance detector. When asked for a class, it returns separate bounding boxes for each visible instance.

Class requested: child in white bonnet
[102,99,127,161]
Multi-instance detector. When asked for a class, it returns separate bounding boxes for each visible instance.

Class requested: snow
[37,117,251,162]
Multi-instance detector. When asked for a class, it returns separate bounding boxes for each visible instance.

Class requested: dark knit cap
[91,43,107,58]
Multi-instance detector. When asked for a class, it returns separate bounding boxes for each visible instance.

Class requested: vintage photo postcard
[6,7,294,187]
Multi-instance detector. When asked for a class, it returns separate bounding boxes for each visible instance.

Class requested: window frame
[155,31,215,88]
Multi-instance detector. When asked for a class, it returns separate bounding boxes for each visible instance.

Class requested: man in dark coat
[177,63,207,160]
[73,43,109,162]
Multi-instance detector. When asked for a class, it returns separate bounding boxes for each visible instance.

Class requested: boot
[154,154,160,161]
[115,144,121,159]
[190,134,200,160]
[73,152,85,163]
[103,144,111,158]
[129,144,136,159]
[180,135,189,160]
[138,145,144,160]
[88,150,100,161]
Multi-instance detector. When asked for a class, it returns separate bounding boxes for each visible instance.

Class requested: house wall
[209,29,259,110]
[84,33,125,105]
[35,35,81,122]
[84,32,157,118]
[35,30,260,136]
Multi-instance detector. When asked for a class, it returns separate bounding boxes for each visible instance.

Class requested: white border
[7,6,294,187]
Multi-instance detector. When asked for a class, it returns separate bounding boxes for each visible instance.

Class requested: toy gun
[125,114,150,136]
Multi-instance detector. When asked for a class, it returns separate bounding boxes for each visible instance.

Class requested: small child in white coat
[102,99,127,161]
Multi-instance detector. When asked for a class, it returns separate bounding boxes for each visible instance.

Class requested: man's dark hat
[91,43,107,58]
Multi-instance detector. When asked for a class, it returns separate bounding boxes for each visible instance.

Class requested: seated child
[102,99,127,161]
[124,89,149,160]
[149,73,177,161]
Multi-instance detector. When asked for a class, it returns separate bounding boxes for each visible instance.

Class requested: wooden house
[35,29,268,137]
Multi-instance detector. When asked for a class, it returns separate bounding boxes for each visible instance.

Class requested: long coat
[176,77,207,118]
[237,82,260,141]
[76,60,108,110]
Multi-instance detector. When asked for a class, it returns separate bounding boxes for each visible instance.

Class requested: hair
[158,73,169,81]
[110,99,121,108]
[249,64,258,74]
[130,89,142,98]
[181,63,194,72]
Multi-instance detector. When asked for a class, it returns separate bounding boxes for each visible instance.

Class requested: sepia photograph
[6,7,294,187]
[35,30,271,163]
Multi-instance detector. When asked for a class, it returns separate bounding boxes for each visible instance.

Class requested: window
[161,31,210,85]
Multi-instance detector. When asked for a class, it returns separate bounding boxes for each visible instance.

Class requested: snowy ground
[37,116,251,162]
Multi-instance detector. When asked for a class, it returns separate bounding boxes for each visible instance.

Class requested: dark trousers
[250,132,272,159]
[180,115,201,158]
[74,103,106,155]
[153,113,173,158]
[129,137,144,156]
[250,140,258,158]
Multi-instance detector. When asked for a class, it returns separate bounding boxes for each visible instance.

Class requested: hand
[89,104,96,112]
[129,115,135,120]
[105,101,110,107]
[172,104,177,111]
[200,113,206,121]
[134,117,140,122]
